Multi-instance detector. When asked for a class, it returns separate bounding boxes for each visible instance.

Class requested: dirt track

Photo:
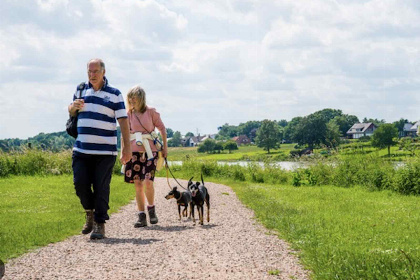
[4,178,309,280]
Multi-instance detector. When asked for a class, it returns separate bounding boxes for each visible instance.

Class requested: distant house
[400,123,417,137]
[346,123,377,139]
[411,121,420,137]
[182,134,215,147]
[232,135,251,146]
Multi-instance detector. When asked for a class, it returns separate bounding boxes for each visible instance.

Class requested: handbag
[66,82,85,138]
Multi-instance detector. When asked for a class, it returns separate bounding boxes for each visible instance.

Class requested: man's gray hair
[87,58,105,71]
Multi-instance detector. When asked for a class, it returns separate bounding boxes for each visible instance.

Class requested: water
[167,161,309,171]
[167,160,406,171]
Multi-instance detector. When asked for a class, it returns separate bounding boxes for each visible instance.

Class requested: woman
[122,85,168,227]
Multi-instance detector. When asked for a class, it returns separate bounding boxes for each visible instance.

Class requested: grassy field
[0,175,134,261]
[167,144,297,161]
[1,146,419,279]
[166,169,420,280]
[234,181,420,279]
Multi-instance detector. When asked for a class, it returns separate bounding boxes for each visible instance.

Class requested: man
[68,58,131,239]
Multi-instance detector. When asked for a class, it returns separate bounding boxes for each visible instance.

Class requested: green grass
[233,183,420,279]
[166,165,420,279]
[0,175,134,261]
[172,178,420,279]
[167,144,296,161]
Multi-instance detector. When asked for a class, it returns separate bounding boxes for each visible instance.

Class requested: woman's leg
[144,179,155,206]
[134,180,145,212]
[145,179,158,224]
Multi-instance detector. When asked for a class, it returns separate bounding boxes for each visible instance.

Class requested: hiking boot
[148,206,158,224]
[134,212,147,228]
[81,209,94,234]
[90,222,105,239]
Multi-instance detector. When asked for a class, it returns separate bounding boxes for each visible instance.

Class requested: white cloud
[0,0,419,139]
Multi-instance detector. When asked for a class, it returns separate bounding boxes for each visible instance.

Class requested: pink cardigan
[128,106,166,153]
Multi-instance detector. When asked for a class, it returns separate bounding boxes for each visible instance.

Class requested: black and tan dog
[165,186,192,221]
[188,175,210,225]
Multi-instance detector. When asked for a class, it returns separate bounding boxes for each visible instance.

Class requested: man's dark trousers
[72,151,116,223]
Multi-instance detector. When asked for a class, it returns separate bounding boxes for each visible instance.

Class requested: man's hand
[120,146,131,164]
[69,99,84,116]
[118,117,132,164]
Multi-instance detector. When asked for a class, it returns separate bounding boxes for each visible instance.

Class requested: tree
[198,138,216,153]
[330,114,359,137]
[283,117,303,143]
[313,108,343,123]
[278,119,288,128]
[293,114,327,148]
[255,119,281,153]
[325,121,341,148]
[213,142,224,153]
[393,118,410,135]
[371,124,398,156]
[168,131,182,147]
[185,132,194,137]
[217,123,238,139]
[224,141,238,153]
[399,137,417,157]
[166,128,174,138]
[237,121,261,142]
[362,117,386,127]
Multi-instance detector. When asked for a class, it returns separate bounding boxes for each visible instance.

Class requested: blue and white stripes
[72,77,127,155]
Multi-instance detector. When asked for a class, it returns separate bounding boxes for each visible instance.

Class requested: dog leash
[164,158,188,190]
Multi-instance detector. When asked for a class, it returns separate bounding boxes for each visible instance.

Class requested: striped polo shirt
[72,77,127,155]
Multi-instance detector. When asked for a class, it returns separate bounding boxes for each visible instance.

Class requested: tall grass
[2,149,419,195]
[0,149,72,177]
[162,154,420,195]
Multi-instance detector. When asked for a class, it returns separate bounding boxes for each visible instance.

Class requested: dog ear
[173,186,177,191]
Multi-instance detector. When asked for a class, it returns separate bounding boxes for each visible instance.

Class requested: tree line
[0,108,416,153]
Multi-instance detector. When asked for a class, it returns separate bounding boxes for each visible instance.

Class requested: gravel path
[4,178,309,280]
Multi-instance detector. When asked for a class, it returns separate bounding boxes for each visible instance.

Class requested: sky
[0,0,419,139]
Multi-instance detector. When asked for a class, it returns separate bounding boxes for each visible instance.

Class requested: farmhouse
[346,123,377,139]
[401,123,417,137]
[411,121,420,136]
[232,135,251,146]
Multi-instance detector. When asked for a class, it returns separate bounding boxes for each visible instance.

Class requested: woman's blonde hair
[126,85,147,113]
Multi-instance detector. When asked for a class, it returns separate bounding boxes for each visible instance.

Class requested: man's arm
[118,117,132,164]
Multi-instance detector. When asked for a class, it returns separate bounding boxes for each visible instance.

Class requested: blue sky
[0,0,419,139]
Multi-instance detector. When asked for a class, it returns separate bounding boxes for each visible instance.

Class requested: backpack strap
[77,82,85,99]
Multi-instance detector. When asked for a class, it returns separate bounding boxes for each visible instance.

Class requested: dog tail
[201,173,204,185]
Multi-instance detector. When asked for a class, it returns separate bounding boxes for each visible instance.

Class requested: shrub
[393,161,420,195]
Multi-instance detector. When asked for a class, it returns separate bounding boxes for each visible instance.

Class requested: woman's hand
[161,146,168,158]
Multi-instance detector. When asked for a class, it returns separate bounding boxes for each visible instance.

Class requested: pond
[167,161,310,171]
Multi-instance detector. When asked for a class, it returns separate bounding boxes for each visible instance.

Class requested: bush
[0,149,73,177]
[394,161,420,195]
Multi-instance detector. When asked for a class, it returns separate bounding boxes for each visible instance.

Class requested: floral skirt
[124,152,158,183]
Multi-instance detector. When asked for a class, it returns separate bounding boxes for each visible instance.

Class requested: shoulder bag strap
[77,82,85,99]
[133,111,152,134]
[133,111,163,150]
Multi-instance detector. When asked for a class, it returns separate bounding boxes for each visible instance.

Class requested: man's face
[87,62,105,89]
